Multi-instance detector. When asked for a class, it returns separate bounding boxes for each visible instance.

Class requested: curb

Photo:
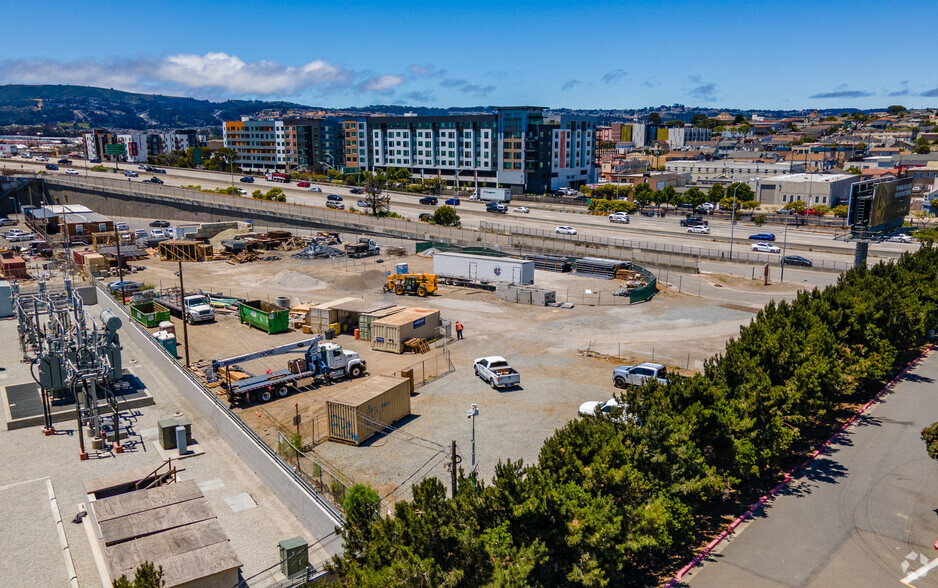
[664,343,935,586]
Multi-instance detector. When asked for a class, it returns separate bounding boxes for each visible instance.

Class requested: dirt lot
[127,247,807,502]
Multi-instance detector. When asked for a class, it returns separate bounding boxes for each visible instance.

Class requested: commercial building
[664,159,805,185]
[754,173,858,207]
[222,117,286,172]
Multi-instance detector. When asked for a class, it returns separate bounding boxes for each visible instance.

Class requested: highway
[3,156,918,270]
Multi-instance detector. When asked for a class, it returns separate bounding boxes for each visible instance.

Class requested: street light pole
[467,403,478,481]
[780,210,790,282]
[729,183,740,260]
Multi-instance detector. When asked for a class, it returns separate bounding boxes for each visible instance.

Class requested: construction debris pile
[291,242,344,260]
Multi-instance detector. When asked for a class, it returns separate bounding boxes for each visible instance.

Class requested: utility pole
[114,226,125,303]
[178,260,190,367]
[467,403,479,484]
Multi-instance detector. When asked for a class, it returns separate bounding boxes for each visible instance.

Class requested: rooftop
[769,173,857,183]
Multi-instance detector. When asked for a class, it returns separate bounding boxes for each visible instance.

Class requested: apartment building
[542,113,596,192]
[755,173,858,207]
[115,133,148,163]
[284,118,344,173]
[83,129,114,161]
[223,117,286,172]
[665,159,806,185]
[342,119,368,173]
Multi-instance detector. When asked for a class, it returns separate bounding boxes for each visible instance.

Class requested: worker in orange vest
[455,321,464,340]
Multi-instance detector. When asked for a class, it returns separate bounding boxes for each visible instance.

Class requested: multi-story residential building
[223,117,286,172]
[542,113,596,192]
[342,119,369,173]
[83,129,114,161]
[754,173,858,207]
[665,159,805,185]
[116,133,148,163]
[284,118,344,173]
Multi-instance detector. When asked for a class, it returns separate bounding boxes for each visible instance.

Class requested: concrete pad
[197,479,225,492]
[0,479,70,588]
[224,492,256,513]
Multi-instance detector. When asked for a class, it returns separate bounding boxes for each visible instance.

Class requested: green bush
[588,199,638,214]
[923,422,938,460]
[753,214,767,226]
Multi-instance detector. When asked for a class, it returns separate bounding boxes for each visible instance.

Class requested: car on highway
[89,158,102,163]
[782,255,813,267]
[0,217,17,227]
[887,233,914,243]
[350,187,364,194]
[149,228,166,238]
[45,164,59,170]
[308,186,322,192]
[327,194,343,201]
[555,226,577,235]
[749,233,776,241]
[115,222,130,231]
[151,168,166,174]
[138,165,149,170]
[609,212,630,224]
[65,168,78,175]
[514,206,529,213]
[297,181,310,187]
[752,242,781,254]
[239,176,254,183]
[687,225,711,234]
[696,203,716,214]
[147,177,164,184]
[58,158,71,164]
[326,201,345,210]
[149,220,170,227]
[418,213,432,222]
[357,200,370,208]
[123,170,138,177]
[419,196,438,205]
[36,156,48,162]
[237,188,247,195]
[445,198,461,206]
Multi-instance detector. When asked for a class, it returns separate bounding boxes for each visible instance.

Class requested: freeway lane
[684,349,938,588]
[4,157,915,268]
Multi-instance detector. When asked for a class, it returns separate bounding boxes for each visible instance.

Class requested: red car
[297,181,310,187]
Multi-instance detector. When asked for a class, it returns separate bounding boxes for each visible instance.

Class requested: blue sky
[3,0,936,110]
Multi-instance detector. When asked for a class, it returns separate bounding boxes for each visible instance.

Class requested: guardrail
[93,281,347,552]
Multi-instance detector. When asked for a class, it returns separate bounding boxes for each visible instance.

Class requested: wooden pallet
[404,338,430,354]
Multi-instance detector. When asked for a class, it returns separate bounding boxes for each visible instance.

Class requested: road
[684,349,938,588]
[3,156,918,269]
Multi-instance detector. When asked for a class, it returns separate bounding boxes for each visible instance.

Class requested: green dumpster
[130,300,171,327]
[238,299,289,334]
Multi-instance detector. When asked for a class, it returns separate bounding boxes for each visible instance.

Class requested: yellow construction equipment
[385,274,438,297]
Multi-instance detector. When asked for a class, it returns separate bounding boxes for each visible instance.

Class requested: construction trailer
[433,252,534,285]
[327,375,412,445]
[358,305,407,341]
[327,299,395,335]
[371,308,441,354]
[306,297,360,334]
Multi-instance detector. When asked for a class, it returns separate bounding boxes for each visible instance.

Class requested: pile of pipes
[528,255,571,273]
[573,257,632,279]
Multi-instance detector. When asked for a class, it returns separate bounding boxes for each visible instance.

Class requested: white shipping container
[433,252,534,285]
[479,187,510,202]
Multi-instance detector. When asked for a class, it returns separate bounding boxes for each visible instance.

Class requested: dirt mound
[256,270,327,292]
[332,269,389,291]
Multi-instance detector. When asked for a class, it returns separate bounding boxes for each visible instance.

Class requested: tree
[648,112,662,125]
[832,204,849,218]
[691,113,708,127]
[707,183,725,203]
[725,182,755,202]
[740,200,761,211]
[633,183,653,209]
[363,176,390,215]
[923,423,938,460]
[343,484,382,556]
[113,561,164,588]
[734,114,747,124]
[684,187,707,207]
[845,166,861,175]
[782,200,808,214]
[204,147,239,173]
[665,119,685,128]
[432,205,459,226]
[915,145,931,154]
[887,105,907,116]
[811,204,830,216]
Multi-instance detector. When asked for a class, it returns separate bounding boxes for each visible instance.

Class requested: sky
[3,0,937,111]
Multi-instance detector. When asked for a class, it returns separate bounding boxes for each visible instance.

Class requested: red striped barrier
[664,343,935,586]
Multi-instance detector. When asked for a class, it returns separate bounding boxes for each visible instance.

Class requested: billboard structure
[847,176,912,238]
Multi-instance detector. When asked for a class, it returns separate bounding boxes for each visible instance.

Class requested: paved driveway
[685,350,938,587]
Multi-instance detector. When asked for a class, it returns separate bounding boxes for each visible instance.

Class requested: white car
[115,222,130,231]
[514,206,529,213]
[308,186,322,192]
[887,234,913,243]
[609,213,630,224]
[149,229,166,238]
[65,168,78,175]
[752,242,781,254]
[4,229,30,238]
[555,226,577,235]
[6,232,37,242]
[578,397,620,418]
[237,188,248,195]
[687,225,711,234]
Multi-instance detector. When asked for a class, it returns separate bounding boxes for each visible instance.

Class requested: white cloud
[359,74,405,92]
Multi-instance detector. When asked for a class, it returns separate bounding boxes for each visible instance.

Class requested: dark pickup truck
[680,216,708,227]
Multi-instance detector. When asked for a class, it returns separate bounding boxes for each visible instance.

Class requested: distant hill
[0,84,309,132]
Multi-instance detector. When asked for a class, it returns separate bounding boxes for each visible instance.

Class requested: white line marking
[902,556,938,583]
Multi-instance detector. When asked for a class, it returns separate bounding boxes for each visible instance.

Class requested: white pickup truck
[474,356,520,389]
[613,362,668,388]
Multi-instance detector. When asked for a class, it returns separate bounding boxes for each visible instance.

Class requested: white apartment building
[755,173,858,207]
[116,133,148,163]
[665,159,806,185]
[223,117,287,172]
[546,115,596,190]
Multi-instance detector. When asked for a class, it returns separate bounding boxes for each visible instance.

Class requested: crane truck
[210,336,368,405]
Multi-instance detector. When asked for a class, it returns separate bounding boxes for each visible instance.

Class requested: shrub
[923,422,938,460]
[753,214,767,226]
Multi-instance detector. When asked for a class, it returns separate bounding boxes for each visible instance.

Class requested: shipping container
[327,375,412,445]
[238,300,289,334]
[307,297,360,333]
[0,256,27,279]
[371,308,441,354]
[358,305,407,341]
[130,300,171,327]
[477,187,510,202]
[433,252,534,285]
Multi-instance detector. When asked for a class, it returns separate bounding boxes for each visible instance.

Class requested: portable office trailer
[307,297,360,333]
[327,375,412,445]
[371,308,441,354]
[433,252,534,285]
[329,300,395,331]
[358,305,407,341]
